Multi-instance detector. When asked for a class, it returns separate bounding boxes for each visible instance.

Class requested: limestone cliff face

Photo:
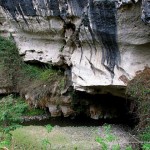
[0,0,150,96]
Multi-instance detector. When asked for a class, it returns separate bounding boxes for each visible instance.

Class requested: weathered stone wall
[0,0,150,97]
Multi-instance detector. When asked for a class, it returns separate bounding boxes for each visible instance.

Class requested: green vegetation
[11,126,69,150]
[0,35,21,89]
[19,64,65,99]
[0,95,27,132]
[125,145,133,150]
[126,67,150,149]
[0,95,26,149]
[0,35,66,121]
[0,35,66,102]
[42,138,51,150]
[24,108,45,116]
[0,132,11,149]
[1,30,149,149]
[96,137,108,150]
[0,35,66,149]
[96,124,116,150]
[96,124,133,150]
[0,95,46,128]
[112,144,120,150]
[142,143,150,150]
[11,126,100,150]
[103,124,117,142]
[45,124,53,133]
[41,124,54,149]
[19,64,65,109]
[0,95,47,149]
[22,64,63,82]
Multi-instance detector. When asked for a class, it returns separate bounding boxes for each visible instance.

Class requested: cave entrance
[70,91,137,128]
[23,92,137,128]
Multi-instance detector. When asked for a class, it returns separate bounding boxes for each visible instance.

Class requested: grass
[21,64,62,82]
[96,124,133,150]
[11,126,100,150]
[23,108,45,116]
[10,125,136,150]
[11,126,71,150]
[45,124,53,133]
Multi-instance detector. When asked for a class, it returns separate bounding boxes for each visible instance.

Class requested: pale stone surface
[0,1,150,96]
[48,104,61,117]
[60,106,74,117]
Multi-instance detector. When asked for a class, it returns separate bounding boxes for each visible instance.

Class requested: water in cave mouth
[22,115,136,128]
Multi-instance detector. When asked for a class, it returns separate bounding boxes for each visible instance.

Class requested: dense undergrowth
[126,67,150,149]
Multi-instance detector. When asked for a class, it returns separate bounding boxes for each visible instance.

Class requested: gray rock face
[141,0,150,24]
[0,0,150,96]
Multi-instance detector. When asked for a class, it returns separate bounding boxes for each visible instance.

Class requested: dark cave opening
[70,91,138,127]
[23,92,138,128]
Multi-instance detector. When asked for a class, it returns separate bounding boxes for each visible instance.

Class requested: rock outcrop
[0,0,150,119]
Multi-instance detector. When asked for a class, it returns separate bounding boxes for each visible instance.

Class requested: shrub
[0,95,28,149]
[0,95,28,132]
[45,124,53,133]
[126,67,150,147]
[0,35,22,89]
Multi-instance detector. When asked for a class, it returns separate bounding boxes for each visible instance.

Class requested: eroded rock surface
[0,1,150,118]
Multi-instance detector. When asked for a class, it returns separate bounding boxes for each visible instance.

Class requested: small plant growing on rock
[45,124,53,133]
[103,124,117,142]
[96,136,108,150]
[125,145,133,150]
[0,141,10,150]
[112,144,120,150]
[142,143,150,150]
[96,124,116,150]
[96,124,132,150]
[74,146,78,150]
[42,138,51,150]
